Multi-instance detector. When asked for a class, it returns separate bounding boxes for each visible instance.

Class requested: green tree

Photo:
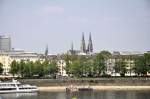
[63,54,71,75]
[114,59,127,76]
[71,55,95,78]
[100,50,111,59]
[93,53,105,77]
[42,60,50,76]
[18,60,26,77]
[28,61,34,77]
[114,59,120,76]
[144,53,150,73]
[23,61,34,78]
[0,63,4,74]
[100,50,111,76]
[134,56,147,76]
[48,60,58,77]
[70,60,82,77]
[10,60,19,76]
[78,56,87,77]
[62,54,78,76]
[33,60,44,77]
[85,58,94,77]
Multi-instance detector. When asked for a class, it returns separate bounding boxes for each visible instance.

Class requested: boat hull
[78,88,93,91]
[0,89,38,94]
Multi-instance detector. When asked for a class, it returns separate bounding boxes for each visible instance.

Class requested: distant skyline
[0,0,150,54]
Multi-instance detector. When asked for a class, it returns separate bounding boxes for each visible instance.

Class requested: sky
[0,0,150,54]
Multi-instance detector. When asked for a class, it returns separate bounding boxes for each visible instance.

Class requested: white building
[57,59,68,77]
[0,50,68,77]
[105,51,144,76]
[0,35,11,51]
[0,50,41,75]
[106,58,116,76]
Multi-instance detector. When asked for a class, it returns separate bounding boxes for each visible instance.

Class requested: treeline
[6,51,150,78]
[64,51,115,77]
[63,51,150,77]
[10,60,58,78]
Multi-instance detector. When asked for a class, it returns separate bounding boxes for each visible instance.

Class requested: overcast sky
[0,0,150,54]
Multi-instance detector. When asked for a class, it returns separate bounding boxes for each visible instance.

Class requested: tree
[62,54,78,76]
[33,60,44,77]
[48,60,58,78]
[28,61,34,77]
[86,58,94,77]
[68,55,93,78]
[18,60,26,77]
[63,54,71,75]
[99,50,111,76]
[134,56,147,76]
[42,60,50,76]
[10,60,19,76]
[23,61,34,78]
[114,59,127,77]
[100,50,111,59]
[93,53,105,77]
[70,60,82,77]
[78,56,87,77]
[144,53,150,73]
[114,59,120,76]
[0,63,3,74]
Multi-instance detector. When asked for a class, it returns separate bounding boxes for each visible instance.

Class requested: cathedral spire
[80,33,86,53]
[87,32,93,53]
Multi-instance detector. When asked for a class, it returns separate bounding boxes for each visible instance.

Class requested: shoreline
[38,86,150,92]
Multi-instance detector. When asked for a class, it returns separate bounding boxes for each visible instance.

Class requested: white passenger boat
[0,79,38,93]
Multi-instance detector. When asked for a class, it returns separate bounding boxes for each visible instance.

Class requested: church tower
[70,42,75,54]
[87,33,93,53]
[80,33,86,53]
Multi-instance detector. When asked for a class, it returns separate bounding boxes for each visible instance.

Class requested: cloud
[38,5,64,16]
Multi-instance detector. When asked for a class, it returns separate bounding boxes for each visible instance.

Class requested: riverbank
[18,78,150,86]
[16,78,150,91]
[38,86,150,92]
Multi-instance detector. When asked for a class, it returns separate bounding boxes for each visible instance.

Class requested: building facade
[0,35,11,51]
[105,52,144,76]
[57,59,68,77]
[0,51,41,75]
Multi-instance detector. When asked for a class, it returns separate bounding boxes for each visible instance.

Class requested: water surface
[0,90,150,99]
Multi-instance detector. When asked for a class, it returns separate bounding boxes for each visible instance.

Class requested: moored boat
[66,84,93,92]
[78,87,93,91]
[0,79,38,93]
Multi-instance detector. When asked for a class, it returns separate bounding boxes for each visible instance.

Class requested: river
[0,90,150,99]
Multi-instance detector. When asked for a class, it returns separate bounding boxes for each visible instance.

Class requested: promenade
[17,78,150,91]
[38,86,150,92]
[19,77,150,86]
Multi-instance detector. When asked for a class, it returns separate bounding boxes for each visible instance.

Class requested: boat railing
[0,86,16,88]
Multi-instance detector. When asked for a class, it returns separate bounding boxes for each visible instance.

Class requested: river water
[0,90,150,99]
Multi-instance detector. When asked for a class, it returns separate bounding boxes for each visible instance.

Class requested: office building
[0,35,11,51]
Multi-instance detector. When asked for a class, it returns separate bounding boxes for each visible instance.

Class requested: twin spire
[80,33,86,53]
[45,33,93,56]
[87,33,93,53]
[80,33,93,53]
